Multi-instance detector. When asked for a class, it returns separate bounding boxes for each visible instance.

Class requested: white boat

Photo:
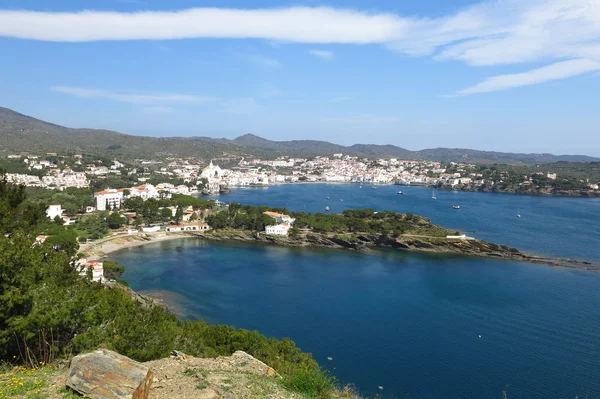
[432,190,437,200]
[517,209,521,218]
[397,191,404,195]
[340,199,344,202]
[325,206,330,211]
[453,205,460,209]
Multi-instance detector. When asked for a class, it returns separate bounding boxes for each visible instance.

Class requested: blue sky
[1,0,599,155]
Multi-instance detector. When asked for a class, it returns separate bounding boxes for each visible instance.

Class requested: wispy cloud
[3,1,600,94]
[457,59,600,95]
[242,54,282,70]
[328,96,352,103]
[52,86,214,104]
[307,49,334,60]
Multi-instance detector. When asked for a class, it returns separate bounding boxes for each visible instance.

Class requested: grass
[0,365,66,399]
[196,380,208,390]
[281,367,337,399]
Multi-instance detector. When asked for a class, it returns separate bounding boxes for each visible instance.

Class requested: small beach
[80,232,192,259]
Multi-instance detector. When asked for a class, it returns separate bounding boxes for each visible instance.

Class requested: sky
[1,0,599,156]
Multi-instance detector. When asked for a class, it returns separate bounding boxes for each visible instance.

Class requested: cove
[113,238,600,399]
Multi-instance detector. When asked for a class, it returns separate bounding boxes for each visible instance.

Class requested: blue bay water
[113,185,600,398]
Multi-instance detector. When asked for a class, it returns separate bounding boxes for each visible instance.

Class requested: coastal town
[5,152,599,194]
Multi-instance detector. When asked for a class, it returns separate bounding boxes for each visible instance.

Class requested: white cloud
[457,58,600,94]
[2,1,600,94]
[0,8,405,43]
[52,86,214,104]
[307,49,334,60]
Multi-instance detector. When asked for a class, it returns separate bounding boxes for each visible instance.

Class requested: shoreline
[83,230,599,271]
[80,232,191,259]
[205,181,600,198]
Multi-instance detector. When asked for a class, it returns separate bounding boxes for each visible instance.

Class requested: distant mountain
[414,148,600,164]
[1,106,598,164]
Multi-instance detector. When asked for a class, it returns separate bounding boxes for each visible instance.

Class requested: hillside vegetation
[2,107,597,164]
[0,172,340,398]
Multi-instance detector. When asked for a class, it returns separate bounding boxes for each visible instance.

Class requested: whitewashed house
[46,204,63,220]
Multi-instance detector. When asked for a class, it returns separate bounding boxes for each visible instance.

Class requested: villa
[264,211,295,236]
[166,223,210,232]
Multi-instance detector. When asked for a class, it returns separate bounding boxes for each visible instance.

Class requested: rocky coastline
[188,229,598,270]
[87,229,598,271]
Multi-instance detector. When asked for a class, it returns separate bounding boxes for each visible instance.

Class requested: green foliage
[107,212,126,229]
[25,187,94,216]
[76,214,109,239]
[0,172,325,387]
[102,261,125,280]
[281,367,337,399]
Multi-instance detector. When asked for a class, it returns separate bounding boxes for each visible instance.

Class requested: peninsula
[83,204,598,271]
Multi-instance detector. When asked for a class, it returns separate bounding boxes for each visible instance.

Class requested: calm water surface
[113,185,600,398]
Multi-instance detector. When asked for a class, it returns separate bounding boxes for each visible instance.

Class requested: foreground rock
[67,349,153,399]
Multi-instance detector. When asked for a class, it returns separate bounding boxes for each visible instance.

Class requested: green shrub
[281,367,337,399]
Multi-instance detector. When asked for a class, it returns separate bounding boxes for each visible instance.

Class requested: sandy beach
[80,232,194,259]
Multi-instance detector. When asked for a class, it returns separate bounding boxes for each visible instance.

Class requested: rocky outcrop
[67,349,153,399]
[188,230,598,270]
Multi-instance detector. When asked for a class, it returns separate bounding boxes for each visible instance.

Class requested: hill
[1,106,598,164]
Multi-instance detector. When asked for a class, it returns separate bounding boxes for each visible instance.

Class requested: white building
[46,204,63,220]
[166,223,210,232]
[264,211,295,236]
[77,259,104,282]
[201,161,223,179]
[94,189,124,211]
[265,223,291,235]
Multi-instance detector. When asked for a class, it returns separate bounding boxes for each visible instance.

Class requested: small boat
[325,206,330,211]
[397,191,404,195]
[359,185,363,189]
[326,196,330,200]
[432,190,437,200]
[517,209,521,218]
[453,205,460,209]
[372,186,376,189]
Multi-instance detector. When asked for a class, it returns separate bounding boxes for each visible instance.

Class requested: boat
[397,191,404,195]
[372,186,376,189]
[325,206,330,211]
[326,196,330,200]
[340,199,344,202]
[432,190,437,200]
[517,209,521,218]
[453,205,460,209]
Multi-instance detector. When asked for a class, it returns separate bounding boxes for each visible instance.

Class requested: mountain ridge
[1,106,598,164]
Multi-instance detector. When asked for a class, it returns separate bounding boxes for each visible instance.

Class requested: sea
[112,184,600,399]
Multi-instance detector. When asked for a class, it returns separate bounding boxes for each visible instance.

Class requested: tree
[107,212,125,229]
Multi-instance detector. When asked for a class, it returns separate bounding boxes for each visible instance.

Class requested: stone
[67,349,153,399]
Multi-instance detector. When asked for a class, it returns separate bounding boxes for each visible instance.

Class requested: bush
[281,367,337,399]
